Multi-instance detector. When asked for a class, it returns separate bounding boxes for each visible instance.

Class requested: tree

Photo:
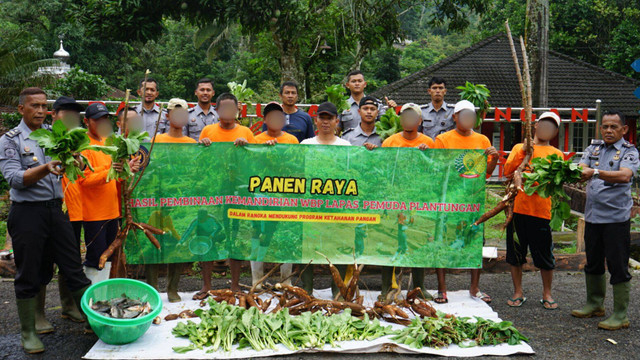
[525,0,549,107]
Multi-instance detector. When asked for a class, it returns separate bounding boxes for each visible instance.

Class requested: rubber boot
[249,238,260,261]
[598,281,631,330]
[571,274,606,318]
[280,263,293,286]
[144,264,159,291]
[16,297,45,354]
[167,263,182,303]
[250,261,264,289]
[381,266,394,299]
[59,273,84,322]
[411,268,433,300]
[70,286,93,334]
[300,264,314,295]
[35,286,54,334]
[331,265,347,299]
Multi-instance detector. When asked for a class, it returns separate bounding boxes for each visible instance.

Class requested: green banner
[124,143,487,268]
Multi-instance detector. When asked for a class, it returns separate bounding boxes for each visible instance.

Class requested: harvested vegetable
[375,108,402,140]
[523,153,582,230]
[227,80,255,104]
[325,84,349,114]
[28,120,116,182]
[456,81,491,128]
[105,131,149,182]
[88,294,152,319]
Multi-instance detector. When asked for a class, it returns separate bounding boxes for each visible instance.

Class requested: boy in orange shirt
[433,100,499,304]
[504,112,562,309]
[79,103,139,284]
[197,93,254,295]
[380,103,433,300]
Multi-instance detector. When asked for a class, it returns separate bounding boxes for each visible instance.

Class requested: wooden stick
[250,263,281,294]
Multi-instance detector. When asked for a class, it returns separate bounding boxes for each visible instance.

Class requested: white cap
[537,111,561,127]
[167,98,188,111]
[400,103,421,116]
[454,100,476,114]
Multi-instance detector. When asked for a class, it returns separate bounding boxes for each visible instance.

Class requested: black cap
[85,102,110,119]
[358,96,379,108]
[263,102,284,117]
[317,102,338,116]
[53,96,84,112]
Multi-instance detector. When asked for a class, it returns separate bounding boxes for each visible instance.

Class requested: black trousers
[584,220,632,285]
[83,219,119,269]
[8,201,90,299]
[506,213,555,270]
[71,220,83,248]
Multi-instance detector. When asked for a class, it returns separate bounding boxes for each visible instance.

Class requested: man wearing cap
[31,97,87,335]
[420,77,455,140]
[0,88,92,353]
[79,103,139,285]
[135,78,166,135]
[433,100,498,305]
[341,96,382,148]
[572,110,639,330]
[186,78,219,140]
[262,81,315,143]
[154,98,210,144]
[338,70,396,132]
[504,112,562,310]
[380,103,434,300]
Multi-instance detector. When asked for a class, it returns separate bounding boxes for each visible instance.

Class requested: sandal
[434,292,448,304]
[192,290,209,300]
[472,291,492,303]
[507,297,527,307]
[540,299,558,310]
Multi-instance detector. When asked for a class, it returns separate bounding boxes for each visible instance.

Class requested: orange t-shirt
[199,123,256,143]
[62,176,82,222]
[434,129,496,177]
[504,143,564,220]
[255,131,299,144]
[78,137,120,221]
[154,133,197,143]
[381,132,434,148]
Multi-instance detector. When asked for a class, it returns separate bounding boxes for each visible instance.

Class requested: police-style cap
[53,96,84,112]
[263,102,284,117]
[400,103,421,115]
[167,98,188,111]
[537,111,561,127]
[317,102,338,116]
[358,96,379,108]
[85,102,110,119]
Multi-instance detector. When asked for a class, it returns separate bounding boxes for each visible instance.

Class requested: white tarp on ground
[84,288,534,359]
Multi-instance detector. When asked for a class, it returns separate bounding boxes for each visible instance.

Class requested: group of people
[1,70,637,354]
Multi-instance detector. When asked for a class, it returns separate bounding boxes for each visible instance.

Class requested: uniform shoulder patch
[446,103,455,108]
[188,107,195,112]
[342,128,354,135]
[622,142,634,148]
[590,139,604,145]
[42,124,51,130]
[4,128,21,138]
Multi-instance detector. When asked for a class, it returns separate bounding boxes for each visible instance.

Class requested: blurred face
[346,74,366,95]
[217,99,238,123]
[86,115,113,138]
[195,82,214,104]
[53,109,81,129]
[116,110,140,131]
[315,113,338,135]
[455,110,476,130]
[264,110,286,132]
[18,94,47,128]
[600,115,627,145]
[427,83,446,102]
[280,86,298,107]
[168,107,189,128]
[535,119,558,141]
[400,110,421,132]
[358,104,378,124]
[138,81,158,104]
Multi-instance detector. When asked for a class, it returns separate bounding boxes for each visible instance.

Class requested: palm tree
[0,31,58,106]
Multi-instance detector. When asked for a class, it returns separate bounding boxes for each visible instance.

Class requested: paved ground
[1,270,639,359]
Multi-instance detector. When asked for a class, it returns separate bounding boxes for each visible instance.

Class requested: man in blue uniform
[420,76,454,140]
[0,88,92,353]
[572,110,639,331]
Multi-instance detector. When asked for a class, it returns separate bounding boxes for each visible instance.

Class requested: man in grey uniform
[341,96,382,148]
[572,110,639,331]
[338,70,395,132]
[0,88,91,353]
[186,78,219,140]
[135,77,166,135]
[420,76,454,140]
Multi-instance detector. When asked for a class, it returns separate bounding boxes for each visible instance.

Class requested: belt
[13,199,63,208]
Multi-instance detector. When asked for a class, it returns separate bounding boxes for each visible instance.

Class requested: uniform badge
[614,150,621,161]
[32,156,38,162]
[4,147,16,157]
[24,146,30,152]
